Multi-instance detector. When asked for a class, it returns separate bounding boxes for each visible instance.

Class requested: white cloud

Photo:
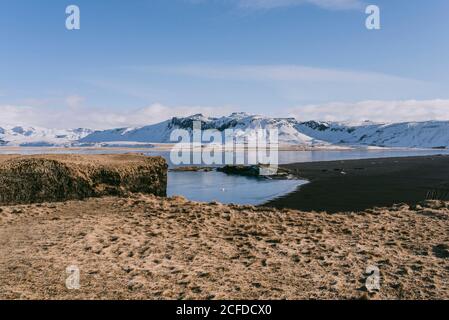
[2,100,449,130]
[0,105,36,127]
[288,99,449,123]
[105,103,234,127]
[0,103,234,130]
[65,95,85,110]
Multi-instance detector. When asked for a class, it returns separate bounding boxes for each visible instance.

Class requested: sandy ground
[1,194,447,300]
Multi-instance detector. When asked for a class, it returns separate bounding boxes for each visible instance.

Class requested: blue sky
[1,0,449,128]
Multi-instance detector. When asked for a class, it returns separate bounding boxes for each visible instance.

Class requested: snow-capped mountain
[79,113,326,146]
[297,120,449,148]
[81,113,449,149]
[2,113,449,149]
[0,126,92,147]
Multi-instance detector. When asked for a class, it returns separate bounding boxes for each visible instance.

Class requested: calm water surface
[167,171,304,205]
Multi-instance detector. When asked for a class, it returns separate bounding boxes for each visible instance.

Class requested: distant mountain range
[2,112,449,149]
[0,126,92,147]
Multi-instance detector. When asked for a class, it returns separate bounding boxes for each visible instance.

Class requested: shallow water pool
[168,171,305,205]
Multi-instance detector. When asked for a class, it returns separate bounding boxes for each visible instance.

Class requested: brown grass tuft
[0,154,167,205]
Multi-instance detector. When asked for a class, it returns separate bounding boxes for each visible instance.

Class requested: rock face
[217,165,261,177]
[0,154,167,205]
[217,164,290,178]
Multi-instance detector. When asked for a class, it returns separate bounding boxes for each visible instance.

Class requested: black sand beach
[267,154,449,213]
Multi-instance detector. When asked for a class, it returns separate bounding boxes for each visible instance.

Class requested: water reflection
[168,171,304,205]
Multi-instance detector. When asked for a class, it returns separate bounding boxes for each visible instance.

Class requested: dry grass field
[0,194,447,300]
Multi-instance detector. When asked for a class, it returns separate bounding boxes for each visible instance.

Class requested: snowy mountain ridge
[0,126,93,147]
[1,113,449,149]
[79,112,323,146]
[296,120,449,148]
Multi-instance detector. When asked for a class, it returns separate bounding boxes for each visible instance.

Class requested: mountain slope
[298,120,449,148]
[0,126,92,147]
[80,113,327,146]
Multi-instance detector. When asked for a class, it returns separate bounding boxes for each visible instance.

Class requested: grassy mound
[0,154,167,205]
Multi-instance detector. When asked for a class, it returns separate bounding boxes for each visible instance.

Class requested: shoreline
[266,154,449,213]
[2,150,449,213]
[0,144,445,153]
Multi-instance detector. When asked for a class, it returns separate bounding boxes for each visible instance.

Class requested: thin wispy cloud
[188,0,363,10]
[237,0,363,10]
[133,64,425,85]
[59,61,441,125]
[123,63,436,109]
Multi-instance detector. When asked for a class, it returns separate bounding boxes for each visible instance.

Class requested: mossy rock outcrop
[0,154,167,205]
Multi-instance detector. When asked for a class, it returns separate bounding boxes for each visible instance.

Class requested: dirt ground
[1,194,447,300]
